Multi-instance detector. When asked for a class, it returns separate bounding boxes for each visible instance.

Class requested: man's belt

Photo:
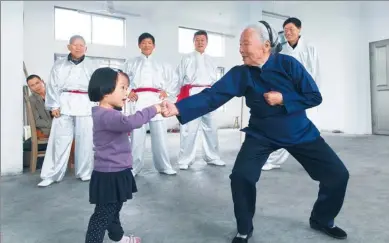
[128,87,162,135]
[176,84,211,102]
[63,90,88,94]
[132,87,161,93]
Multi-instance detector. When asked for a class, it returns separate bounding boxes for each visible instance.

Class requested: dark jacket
[29,92,52,136]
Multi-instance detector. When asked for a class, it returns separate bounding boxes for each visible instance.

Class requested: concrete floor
[1,129,389,243]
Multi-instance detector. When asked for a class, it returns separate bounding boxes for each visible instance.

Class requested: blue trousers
[230,134,349,234]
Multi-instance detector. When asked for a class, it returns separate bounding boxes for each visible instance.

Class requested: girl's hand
[154,104,162,114]
[128,91,138,102]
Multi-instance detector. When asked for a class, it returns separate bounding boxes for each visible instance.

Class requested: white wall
[361,1,389,42]
[358,1,389,134]
[23,1,250,129]
[1,1,24,175]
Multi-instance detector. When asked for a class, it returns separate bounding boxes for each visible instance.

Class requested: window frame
[178,26,226,57]
[54,6,126,47]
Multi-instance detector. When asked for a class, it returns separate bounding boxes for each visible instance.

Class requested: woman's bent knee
[229,169,260,185]
[330,166,349,187]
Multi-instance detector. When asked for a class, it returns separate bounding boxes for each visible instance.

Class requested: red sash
[132,87,161,93]
[64,90,88,94]
[129,87,161,135]
[176,84,211,102]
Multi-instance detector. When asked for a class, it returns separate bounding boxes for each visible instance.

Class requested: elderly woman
[161,21,349,243]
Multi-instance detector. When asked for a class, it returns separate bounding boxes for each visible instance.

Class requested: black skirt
[89,168,138,205]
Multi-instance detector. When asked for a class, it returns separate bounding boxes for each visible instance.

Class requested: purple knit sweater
[91,105,157,172]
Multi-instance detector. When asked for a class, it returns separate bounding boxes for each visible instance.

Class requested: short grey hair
[69,35,86,45]
[245,22,280,50]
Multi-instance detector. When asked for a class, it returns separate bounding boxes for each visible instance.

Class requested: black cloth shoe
[231,227,253,243]
[310,219,347,239]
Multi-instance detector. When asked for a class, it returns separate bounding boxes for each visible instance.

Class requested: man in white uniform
[175,30,225,170]
[38,35,97,186]
[124,32,176,176]
[262,17,321,171]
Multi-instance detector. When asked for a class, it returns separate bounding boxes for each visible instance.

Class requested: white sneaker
[81,176,91,181]
[132,170,140,177]
[262,164,281,171]
[37,179,54,187]
[179,164,189,170]
[207,159,226,166]
[160,169,177,175]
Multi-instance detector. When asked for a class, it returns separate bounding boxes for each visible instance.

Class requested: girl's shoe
[118,235,141,243]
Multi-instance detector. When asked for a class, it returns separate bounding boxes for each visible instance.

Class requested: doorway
[369,39,389,135]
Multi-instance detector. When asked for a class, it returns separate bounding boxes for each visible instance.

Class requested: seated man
[26,74,52,138]
[23,75,53,167]
[38,35,96,187]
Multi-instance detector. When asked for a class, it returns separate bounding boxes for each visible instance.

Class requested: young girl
[85,67,163,243]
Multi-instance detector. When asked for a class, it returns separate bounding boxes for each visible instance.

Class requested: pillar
[1,1,24,175]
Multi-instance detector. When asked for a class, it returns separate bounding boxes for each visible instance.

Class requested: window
[54,53,125,69]
[262,11,289,46]
[216,67,227,112]
[216,67,225,80]
[206,33,225,58]
[55,8,92,43]
[278,31,287,46]
[178,27,225,57]
[54,7,125,47]
[92,15,125,46]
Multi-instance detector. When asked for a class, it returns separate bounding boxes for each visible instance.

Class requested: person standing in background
[38,35,97,187]
[123,32,176,176]
[262,17,321,171]
[174,30,225,170]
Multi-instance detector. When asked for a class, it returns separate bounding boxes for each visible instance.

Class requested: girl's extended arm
[99,105,161,132]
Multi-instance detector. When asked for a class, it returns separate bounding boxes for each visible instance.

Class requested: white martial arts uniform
[123,54,176,176]
[263,36,320,170]
[175,51,225,169]
[38,56,97,186]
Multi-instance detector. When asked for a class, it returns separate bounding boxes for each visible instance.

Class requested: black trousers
[230,134,349,235]
[85,202,124,243]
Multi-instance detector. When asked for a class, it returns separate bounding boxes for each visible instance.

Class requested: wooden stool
[24,95,49,173]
